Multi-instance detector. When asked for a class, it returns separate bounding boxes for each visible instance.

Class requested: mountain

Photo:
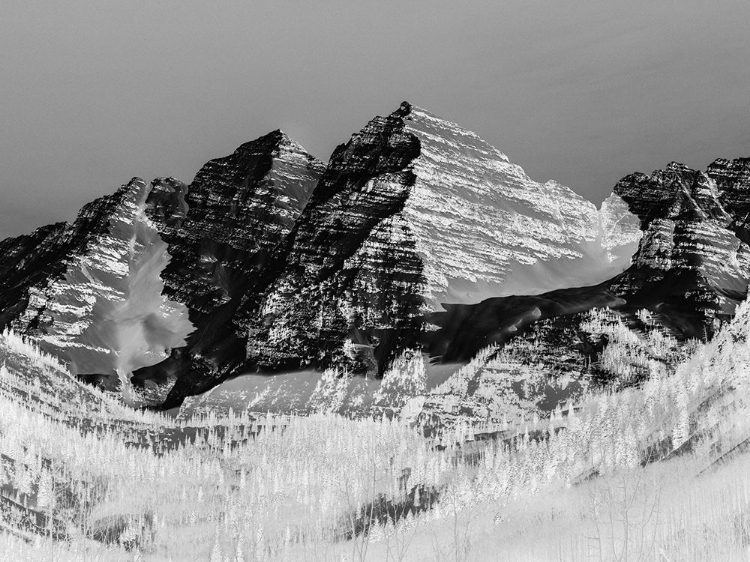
[0,131,324,406]
[428,157,750,366]
[610,158,750,336]
[143,102,642,407]
[131,131,325,404]
[1,101,748,410]
[242,103,640,367]
[0,180,193,403]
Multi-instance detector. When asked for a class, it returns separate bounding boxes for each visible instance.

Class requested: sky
[1,0,749,239]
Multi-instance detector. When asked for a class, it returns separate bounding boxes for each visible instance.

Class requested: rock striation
[610,158,750,338]
[0,180,193,404]
[428,158,750,364]
[131,131,325,403]
[4,101,749,410]
[235,103,640,382]
[147,130,324,319]
[0,131,324,405]
[138,102,643,407]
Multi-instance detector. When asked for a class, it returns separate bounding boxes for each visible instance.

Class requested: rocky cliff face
[4,101,748,410]
[609,159,750,338]
[0,131,324,405]
[0,185,145,333]
[0,180,193,404]
[427,158,750,365]
[130,131,326,403]
[238,103,641,379]
[0,222,70,329]
[402,107,640,305]
[711,158,750,217]
[147,130,324,316]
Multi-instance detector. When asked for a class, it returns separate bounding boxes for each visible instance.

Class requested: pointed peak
[393,102,439,122]
[273,129,315,156]
[708,157,750,172]
[268,128,294,144]
[252,129,289,147]
[398,102,510,164]
[392,101,413,118]
[225,129,317,161]
[663,161,695,175]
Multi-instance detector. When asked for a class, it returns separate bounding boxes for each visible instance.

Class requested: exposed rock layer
[161,102,642,406]
[2,102,748,410]
[0,180,193,404]
[429,158,750,363]
[240,104,640,372]
[132,131,326,401]
[611,159,750,335]
[0,132,324,405]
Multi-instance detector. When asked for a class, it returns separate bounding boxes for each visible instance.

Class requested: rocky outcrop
[147,130,324,318]
[610,159,750,338]
[0,131,323,405]
[402,107,640,305]
[130,131,325,403]
[235,104,639,377]
[0,222,70,329]
[0,183,148,334]
[427,158,750,364]
[0,180,193,404]
[709,158,750,218]
[5,100,748,410]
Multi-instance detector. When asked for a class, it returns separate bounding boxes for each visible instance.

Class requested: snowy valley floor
[2,299,750,560]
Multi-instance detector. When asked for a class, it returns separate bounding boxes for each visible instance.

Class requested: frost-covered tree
[307,368,352,414]
[373,349,427,414]
[37,470,54,511]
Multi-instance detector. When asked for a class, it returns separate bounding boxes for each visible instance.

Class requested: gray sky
[1,0,748,239]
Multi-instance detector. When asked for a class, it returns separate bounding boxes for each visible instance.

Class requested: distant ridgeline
[1,101,748,408]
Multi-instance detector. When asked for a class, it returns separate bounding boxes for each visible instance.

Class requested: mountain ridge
[1,101,748,409]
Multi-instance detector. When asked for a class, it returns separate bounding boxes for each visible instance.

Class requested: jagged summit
[228,129,316,161]
[230,102,642,386]
[393,100,413,117]
[1,102,748,410]
[401,104,640,304]
[609,158,750,337]
[405,103,511,162]
[0,131,325,405]
[131,131,325,403]
[0,178,193,404]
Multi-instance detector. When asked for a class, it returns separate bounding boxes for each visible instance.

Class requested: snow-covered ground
[176,357,461,418]
[2,296,750,560]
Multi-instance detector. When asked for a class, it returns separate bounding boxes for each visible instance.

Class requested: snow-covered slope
[0,180,192,405]
[4,101,749,410]
[240,102,640,380]
[426,158,750,367]
[610,159,750,338]
[401,106,640,306]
